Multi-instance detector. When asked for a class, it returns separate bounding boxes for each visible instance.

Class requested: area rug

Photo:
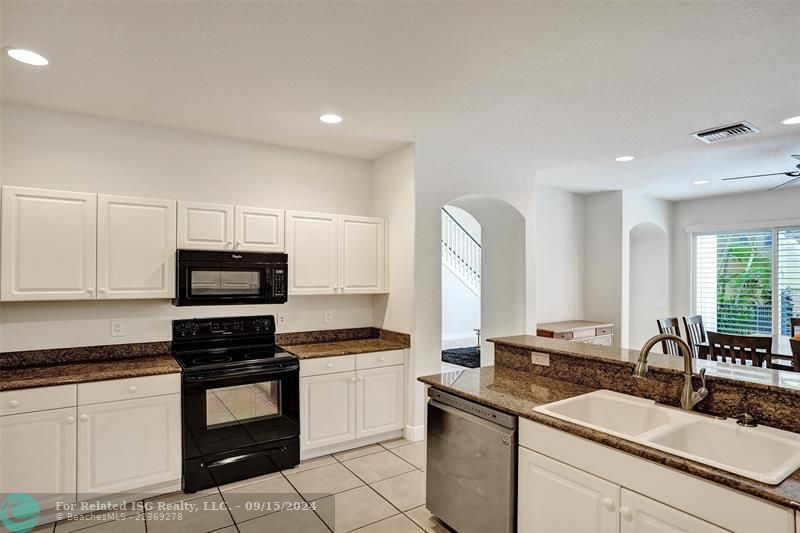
[441,346,481,368]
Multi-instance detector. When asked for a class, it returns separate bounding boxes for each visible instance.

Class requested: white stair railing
[441,208,481,295]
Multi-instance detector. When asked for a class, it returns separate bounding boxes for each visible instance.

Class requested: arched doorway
[628,222,669,349]
[440,195,526,367]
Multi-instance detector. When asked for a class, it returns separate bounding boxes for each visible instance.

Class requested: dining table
[697,334,799,372]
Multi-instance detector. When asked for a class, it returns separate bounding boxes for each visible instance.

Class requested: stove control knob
[175,322,200,337]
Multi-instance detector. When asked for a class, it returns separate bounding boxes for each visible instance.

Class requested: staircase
[441,208,481,295]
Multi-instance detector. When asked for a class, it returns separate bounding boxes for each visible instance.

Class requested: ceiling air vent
[692,122,760,144]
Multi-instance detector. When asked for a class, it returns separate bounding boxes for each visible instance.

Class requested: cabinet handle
[86,288,94,295]
[327,362,334,368]
[79,415,89,423]
[619,506,632,520]
[351,377,357,382]
[602,497,614,511]
[128,386,137,393]
[98,288,106,295]
[8,400,19,408]
[379,357,385,362]
[66,416,75,424]
[226,241,233,248]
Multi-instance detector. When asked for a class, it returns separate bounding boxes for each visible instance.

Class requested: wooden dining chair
[706,332,773,367]
[656,317,682,356]
[790,338,800,373]
[683,315,707,358]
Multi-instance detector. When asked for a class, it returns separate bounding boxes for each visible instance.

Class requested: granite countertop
[0,354,181,392]
[280,338,407,359]
[419,365,800,511]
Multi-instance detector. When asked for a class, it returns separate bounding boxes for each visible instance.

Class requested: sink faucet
[634,334,709,411]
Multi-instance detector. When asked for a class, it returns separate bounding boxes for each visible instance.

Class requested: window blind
[778,227,800,335]
[694,230,773,335]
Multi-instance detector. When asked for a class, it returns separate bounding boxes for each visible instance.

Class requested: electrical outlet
[531,351,550,367]
[277,313,288,327]
[110,320,125,338]
[323,311,334,324]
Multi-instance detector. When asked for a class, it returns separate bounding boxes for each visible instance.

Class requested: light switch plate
[277,313,288,327]
[323,311,334,324]
[531,351,550,367]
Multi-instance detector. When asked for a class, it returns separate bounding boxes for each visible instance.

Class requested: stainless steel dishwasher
[426,388,517,533]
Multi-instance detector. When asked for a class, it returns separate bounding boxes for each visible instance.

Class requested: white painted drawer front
[300,355,356,377]
[356,350,404,370]
[78,373,180,405]
[0,384,77,416]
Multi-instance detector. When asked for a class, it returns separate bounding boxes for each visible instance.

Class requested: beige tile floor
[35,439,451,533]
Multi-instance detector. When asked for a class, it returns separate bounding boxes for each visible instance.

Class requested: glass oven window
[191,270,262,296]
[206,381,281,429]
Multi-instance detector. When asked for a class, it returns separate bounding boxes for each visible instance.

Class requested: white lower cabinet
[519,419,795,533]
[518,446,619,533]
[620,489,727,533]
[0,375,181,520]
[0,406,77,511]
[300,372,357,450]
[77,394,181,496]
[300,351,405,457]
[356,365,404,438]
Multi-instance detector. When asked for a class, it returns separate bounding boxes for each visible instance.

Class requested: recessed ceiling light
[781,115,800,125]
[319,114,343,124]
[692,180,710,185]
[4,48,48,66]
[615,156,635,162]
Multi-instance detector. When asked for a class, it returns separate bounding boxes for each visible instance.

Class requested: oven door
[182,364,300,461]
[177,261,273,306]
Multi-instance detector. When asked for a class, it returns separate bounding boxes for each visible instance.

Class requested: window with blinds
[694,225,800,336]
[778,227,800,335]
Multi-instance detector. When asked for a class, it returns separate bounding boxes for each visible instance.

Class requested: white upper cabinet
[286,210,339,295]
[97,195,176,299]
[1,186,97,301]
[287,211,387,295]
[177,201,234,250]
[339,215,386,294]
[234,205,284,252]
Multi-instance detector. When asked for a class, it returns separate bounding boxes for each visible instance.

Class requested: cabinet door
[1,186,97,301]
[97,195,176,299]
[0,407,77,510]
[77,395,181,496]
[177,201,234,250]
[356,365,404,438]
[620,489,728,533]
[234,206,284,252]
[518,447,620,533]
[300,372,356,451]
[286,211,338,295]
[339,215,386,294]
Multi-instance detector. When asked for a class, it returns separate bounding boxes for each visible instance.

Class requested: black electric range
[173,315,300,492]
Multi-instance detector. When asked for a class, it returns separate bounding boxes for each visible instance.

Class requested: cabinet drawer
[78,373,180,405]
[553,332,573,340]
[300,355,356,377]
[595,326,613,336]
[356,350,404,370]
[0,384,77,416]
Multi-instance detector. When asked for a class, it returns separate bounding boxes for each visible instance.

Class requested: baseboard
[300,429,404,461]
[404,424,425,442]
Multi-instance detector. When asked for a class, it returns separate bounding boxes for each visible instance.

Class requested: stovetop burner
[191,355,233,365]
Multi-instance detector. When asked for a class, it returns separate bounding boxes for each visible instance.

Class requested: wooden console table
[536,320,614,346]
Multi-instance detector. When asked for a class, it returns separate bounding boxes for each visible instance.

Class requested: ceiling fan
[721,155,800,191]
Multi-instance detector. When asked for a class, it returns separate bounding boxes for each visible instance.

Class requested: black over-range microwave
[174,250,288,306]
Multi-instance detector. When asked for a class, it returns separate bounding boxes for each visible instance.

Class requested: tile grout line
[278,469,335,533]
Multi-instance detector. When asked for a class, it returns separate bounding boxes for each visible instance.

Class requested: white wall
[582,191,624,344]
[370,144,418,439]
[441,266,480,348]
[0,103,377,351]
[535,186,584,323]
[672,187,800,318]
[629,222,669,348]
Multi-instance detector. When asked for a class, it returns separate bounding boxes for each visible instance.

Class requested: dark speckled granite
[278,327,410,359]
[419,366,800,511]
[0,341,172,369]
[492,336,800,434]
[1,355,180,391]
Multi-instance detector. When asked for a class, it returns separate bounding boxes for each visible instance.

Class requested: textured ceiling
[2,1,799,200]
